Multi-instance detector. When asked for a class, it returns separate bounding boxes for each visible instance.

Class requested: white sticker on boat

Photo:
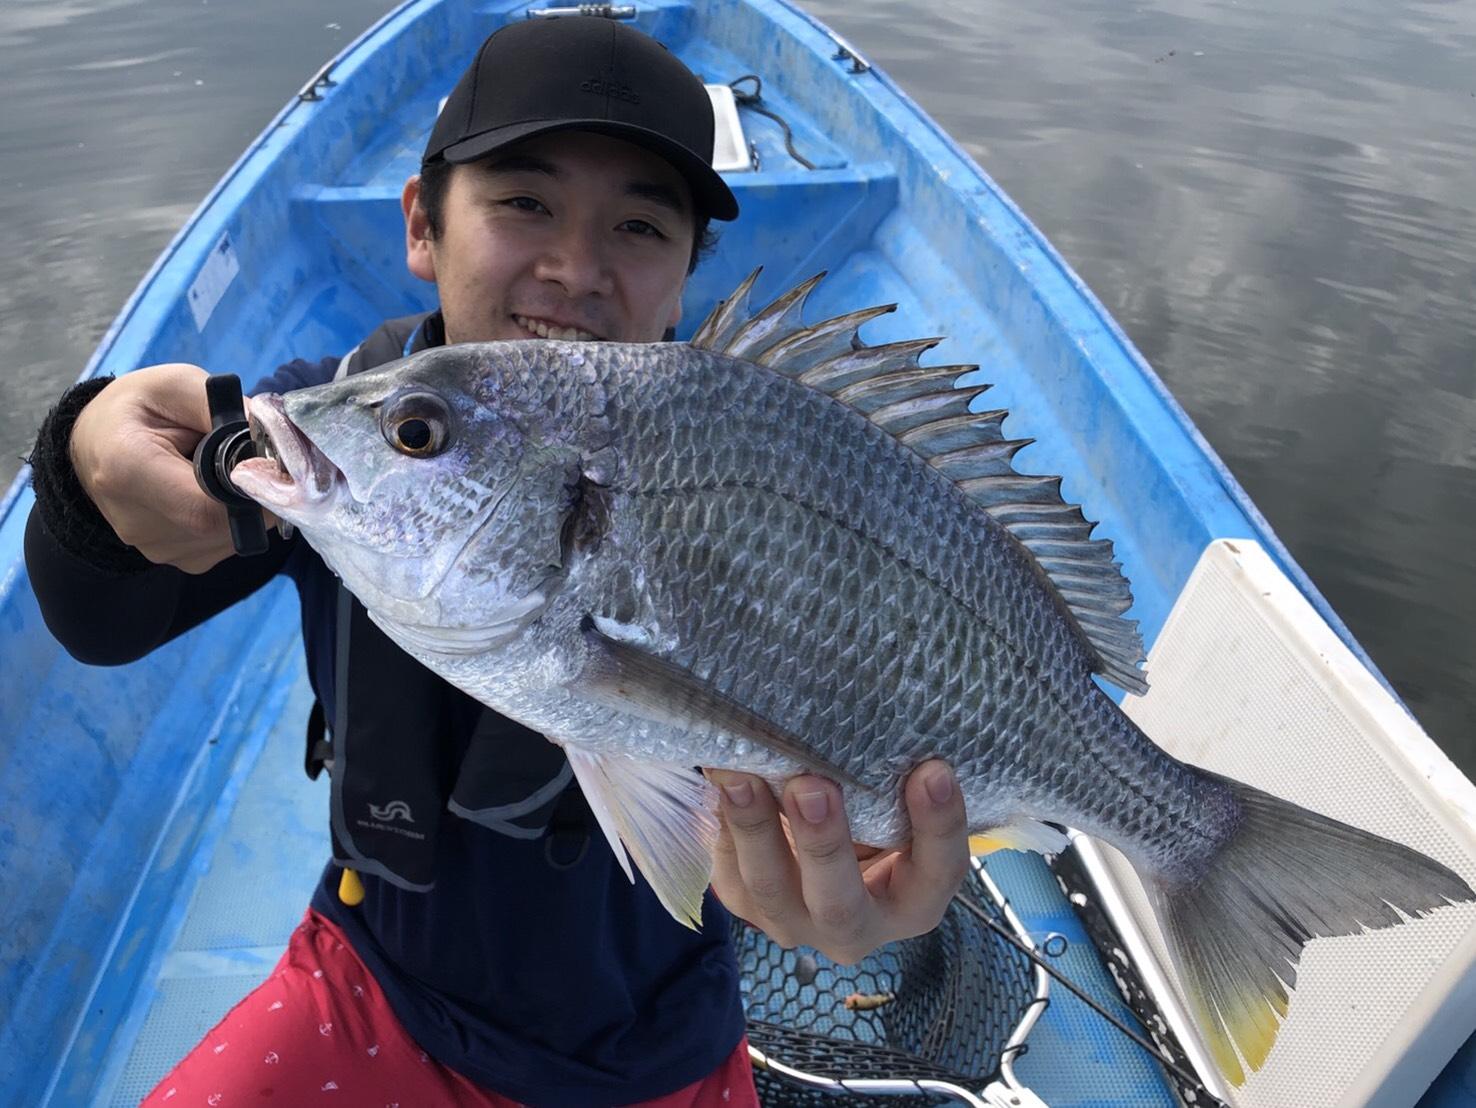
[187,233,240,332]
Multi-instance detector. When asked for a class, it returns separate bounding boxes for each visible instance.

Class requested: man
[25,17,970,1106]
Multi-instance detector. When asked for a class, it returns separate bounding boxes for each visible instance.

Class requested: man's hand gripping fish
[234,271,1475,1085]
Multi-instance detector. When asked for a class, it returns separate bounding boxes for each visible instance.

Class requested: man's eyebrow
[625,180,688,215]
[473,154,688,214]
[478,153,562,178]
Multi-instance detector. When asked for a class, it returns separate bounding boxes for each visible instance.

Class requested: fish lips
[230,393,341,513]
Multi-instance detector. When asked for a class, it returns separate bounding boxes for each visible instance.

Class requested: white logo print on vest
[368,800,414,823]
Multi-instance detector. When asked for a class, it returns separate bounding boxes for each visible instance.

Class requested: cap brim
[442,118,739,222]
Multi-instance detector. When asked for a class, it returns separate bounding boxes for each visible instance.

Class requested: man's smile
[512,313,602,341]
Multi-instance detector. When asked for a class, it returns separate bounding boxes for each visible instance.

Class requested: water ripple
[808,0,1476,768]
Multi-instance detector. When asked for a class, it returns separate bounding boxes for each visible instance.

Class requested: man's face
[403,130,696,345]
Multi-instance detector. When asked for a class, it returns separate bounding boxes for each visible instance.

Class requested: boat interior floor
[98,668,326,1107]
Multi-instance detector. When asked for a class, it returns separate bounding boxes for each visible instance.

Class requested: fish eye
[380,390,453,458]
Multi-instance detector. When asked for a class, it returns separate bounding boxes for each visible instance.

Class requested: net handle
[748,1042,994,1106]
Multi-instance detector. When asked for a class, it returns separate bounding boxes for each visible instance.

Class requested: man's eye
[506,196,549,214]
[620,219,664,238]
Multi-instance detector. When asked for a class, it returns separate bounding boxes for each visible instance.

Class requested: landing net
[731,858,1038,1104]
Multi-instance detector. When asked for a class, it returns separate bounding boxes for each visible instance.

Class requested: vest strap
[315,310,587,892]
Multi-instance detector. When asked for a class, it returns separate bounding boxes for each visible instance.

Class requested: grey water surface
[3,0,1473,770]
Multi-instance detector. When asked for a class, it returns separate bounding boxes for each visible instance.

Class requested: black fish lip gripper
[192,373,271,556]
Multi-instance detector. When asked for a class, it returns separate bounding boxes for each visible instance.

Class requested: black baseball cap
[423,17,739,222]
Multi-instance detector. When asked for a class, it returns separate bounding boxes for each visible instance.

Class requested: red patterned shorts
[141,908,758,1107]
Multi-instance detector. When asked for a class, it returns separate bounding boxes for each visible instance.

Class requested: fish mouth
[230,394,341,510]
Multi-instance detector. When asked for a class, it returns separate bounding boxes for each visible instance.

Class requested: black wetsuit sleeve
[22,358,336,666]
[23,507,292,666]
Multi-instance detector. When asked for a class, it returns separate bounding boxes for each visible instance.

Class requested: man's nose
[534,223,614,299]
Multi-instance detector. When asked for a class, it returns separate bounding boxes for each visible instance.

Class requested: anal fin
[563,746,720,930]
[969,819,1069,857]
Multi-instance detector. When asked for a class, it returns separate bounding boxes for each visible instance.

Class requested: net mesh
[731,863,1036,1104]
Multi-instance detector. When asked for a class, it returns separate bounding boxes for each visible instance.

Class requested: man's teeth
[513,314,598,341]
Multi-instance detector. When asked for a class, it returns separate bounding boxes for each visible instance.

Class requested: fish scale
[565,343,1184,855]
[234,273,1476,1086]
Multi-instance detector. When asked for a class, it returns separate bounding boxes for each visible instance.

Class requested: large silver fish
[235,272,1472,1084]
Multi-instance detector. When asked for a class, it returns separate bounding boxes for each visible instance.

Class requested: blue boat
[4,2,1475,1104]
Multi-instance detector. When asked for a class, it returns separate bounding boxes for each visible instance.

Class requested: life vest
[309,312,591,890]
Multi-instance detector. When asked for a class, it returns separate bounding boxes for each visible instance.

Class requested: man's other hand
[70,363,276,573]
[705,760,970,964]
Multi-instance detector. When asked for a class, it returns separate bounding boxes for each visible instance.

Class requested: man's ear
[403,175,436,283]
[665,278,685,332]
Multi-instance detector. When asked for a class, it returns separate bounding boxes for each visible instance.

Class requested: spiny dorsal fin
[803,338,943,394]
[870,388,988,434]
[690,270,1148,694]
[689,268,761,351]
[723,272,827,362]
[836,365,978,412]
[758,304,897,370]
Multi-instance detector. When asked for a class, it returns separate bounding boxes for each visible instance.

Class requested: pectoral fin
[579,615,866,790]
[563,746,719,930]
